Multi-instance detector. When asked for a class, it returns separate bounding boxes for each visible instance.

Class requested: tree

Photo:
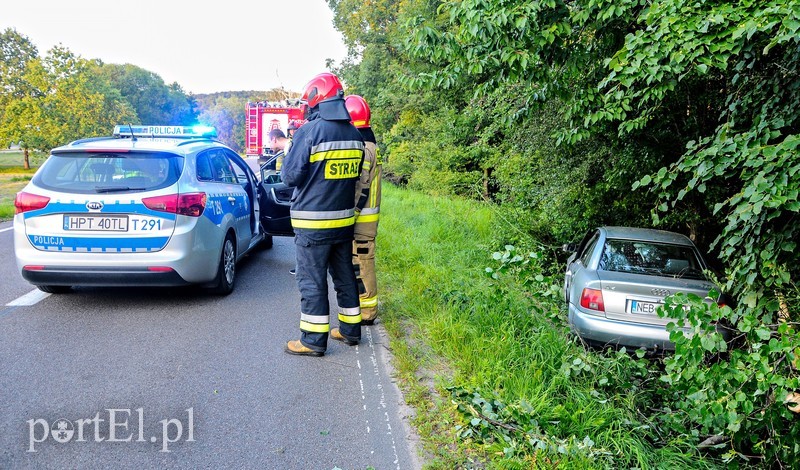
[0,28,39,165]
[100,63,196,125]
[197,96,246,152]
[0,46,137,167]
[0,28,38,102]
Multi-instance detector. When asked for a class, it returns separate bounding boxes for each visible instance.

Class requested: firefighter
[287,122,299,139]
[282,72,365,357]
[345,95,382,325]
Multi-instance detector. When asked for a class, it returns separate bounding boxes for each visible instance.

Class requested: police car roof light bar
[113,125,218,139]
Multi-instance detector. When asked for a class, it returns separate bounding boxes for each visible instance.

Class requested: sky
[1,0,350,95]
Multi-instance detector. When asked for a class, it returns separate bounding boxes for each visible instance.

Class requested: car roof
[51,136,224,155]
[600,226,694,246]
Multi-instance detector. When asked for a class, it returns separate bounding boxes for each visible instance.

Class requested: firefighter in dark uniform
[282,72,365,356]
[345,95,382,324]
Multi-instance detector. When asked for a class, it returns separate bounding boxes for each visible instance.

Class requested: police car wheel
[210,234,236,295]
[37,285,72,294]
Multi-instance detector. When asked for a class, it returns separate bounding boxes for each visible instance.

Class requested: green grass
[0,151,43,221]
[377,183,720,469]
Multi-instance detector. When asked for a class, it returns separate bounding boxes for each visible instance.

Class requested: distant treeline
[0,28,291,155]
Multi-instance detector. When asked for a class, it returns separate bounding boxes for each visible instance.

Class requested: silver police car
[563,226,725,351]
[13,125,266,295]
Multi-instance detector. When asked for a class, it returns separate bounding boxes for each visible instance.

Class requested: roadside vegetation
[379,183,722,468]
[329,0,800,466]
[0,151,42,220]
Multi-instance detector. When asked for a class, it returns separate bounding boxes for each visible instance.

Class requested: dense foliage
[327,0,800,465]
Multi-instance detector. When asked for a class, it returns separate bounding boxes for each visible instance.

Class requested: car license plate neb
[63,214,129,232]
[628,299,661,315]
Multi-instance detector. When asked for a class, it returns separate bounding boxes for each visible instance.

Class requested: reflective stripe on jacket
[282,106,365,244]
[355,132,381,240]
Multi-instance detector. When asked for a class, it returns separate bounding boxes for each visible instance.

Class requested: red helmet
[302,72,344,108]
[344,95,371,128]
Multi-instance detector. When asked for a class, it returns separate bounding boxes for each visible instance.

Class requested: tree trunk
[23,147,30,170]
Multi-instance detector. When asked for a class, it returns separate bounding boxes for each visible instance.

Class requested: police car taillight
[142,193,206,217]
[14,192,51,214]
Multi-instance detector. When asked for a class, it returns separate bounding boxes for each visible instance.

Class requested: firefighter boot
[331,328,358,346]
[285,340,324,357]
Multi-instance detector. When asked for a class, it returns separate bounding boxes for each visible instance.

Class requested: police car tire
[210,234,236,295]
[37,285,71,294]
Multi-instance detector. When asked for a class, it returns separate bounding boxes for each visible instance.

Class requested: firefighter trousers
[353,238,378,321]
[295,239,361,352]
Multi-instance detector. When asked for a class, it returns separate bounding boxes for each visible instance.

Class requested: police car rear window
[33,152,183,194]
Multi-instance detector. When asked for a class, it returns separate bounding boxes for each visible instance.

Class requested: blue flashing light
[191,125,217,137]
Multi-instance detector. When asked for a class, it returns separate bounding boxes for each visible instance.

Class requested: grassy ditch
[377,183,719,469]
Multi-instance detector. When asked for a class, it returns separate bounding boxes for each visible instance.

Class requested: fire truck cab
[245,100,305,162]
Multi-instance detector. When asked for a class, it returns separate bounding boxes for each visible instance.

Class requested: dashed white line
[365,326,401,470]
[6,289,50,306]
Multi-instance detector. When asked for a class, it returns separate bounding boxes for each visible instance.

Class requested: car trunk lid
[597,270,717,326]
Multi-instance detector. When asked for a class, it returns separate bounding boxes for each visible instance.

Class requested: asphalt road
[0,220,421,469]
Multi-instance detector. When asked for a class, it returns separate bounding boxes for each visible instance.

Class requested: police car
[13,125,266,295]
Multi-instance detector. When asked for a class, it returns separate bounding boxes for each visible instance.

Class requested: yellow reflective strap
[355,213,379,223]
[291,216,356,229]
[369,177,379,207]
[309,149,363,163]
[338,312,362,324]
[300,320,330,333]
[360,296,378,308]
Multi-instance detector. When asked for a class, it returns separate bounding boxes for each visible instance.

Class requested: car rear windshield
[598,239,706,280]
[33,152,184,194]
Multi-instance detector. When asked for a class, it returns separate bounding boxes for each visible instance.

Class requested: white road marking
[6,289,50,306]
[365,326,401,469]
[0,226,13,233]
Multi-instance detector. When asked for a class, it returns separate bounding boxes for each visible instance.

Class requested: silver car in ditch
[13,125,266,295]
[563,226,722,351]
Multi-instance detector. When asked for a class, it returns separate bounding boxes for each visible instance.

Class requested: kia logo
[86,201,104,211]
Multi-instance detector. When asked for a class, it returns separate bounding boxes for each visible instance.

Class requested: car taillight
[580,288,605,312]
[142,193,206,217]
[14,192,51,214]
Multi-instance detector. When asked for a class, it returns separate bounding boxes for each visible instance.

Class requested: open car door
[258,156,295,237]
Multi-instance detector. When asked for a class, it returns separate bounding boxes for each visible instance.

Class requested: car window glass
[208,150,238,184]
[579,233,599,265]
[227,151,250,185]
[33,152,182,193]
[598,239,706,279]
[196,152,214,181]
[575,230,594,256]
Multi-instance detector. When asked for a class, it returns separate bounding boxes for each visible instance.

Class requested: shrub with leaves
[658,293,800,465]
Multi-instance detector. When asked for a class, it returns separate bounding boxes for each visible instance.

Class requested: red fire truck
[244,100,306,158]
